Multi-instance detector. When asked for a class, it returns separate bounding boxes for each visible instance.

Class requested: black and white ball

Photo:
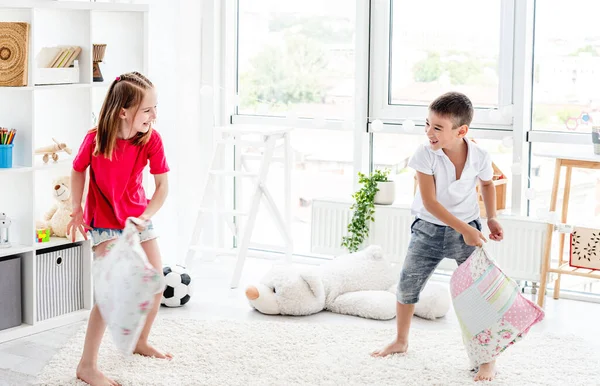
[161,265,193,307]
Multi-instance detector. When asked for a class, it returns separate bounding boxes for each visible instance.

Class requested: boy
[371,92,504,382]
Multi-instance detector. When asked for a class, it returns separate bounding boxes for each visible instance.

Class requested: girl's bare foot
[134,342,173,360]
[370,340,408,357]
[76,363,120,386]
[474,360,496,382]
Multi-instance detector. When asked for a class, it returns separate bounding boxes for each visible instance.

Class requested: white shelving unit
[0,1,148,344]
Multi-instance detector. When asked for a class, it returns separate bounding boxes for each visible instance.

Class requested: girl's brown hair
[94,71,154,159]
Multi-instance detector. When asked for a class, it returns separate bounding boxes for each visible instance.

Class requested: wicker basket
[0,22,30,86]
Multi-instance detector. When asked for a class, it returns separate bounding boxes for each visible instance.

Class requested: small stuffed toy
[245,245,450,320]
[36,175,84,240]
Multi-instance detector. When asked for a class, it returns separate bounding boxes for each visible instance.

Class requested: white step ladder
[185,125,294,288]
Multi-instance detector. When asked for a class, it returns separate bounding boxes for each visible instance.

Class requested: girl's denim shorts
[89,220,158,249]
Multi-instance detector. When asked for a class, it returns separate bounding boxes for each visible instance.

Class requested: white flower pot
[374,181,395,205]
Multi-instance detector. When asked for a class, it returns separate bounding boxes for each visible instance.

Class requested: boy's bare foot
[134,342,173,360]
[76,363,120,386]
[370,340,408,357]
[474,360,496,382]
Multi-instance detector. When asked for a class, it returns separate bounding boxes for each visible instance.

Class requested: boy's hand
[462,226,487,247]
[67,206,91,242]
[487,218,504,241]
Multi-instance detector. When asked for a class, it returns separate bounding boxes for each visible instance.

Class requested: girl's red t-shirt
[73,129,169,230]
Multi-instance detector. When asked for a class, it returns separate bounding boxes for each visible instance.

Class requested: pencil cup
[0,145,13,168]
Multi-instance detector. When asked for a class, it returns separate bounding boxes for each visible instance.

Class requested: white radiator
[311,199,548,282]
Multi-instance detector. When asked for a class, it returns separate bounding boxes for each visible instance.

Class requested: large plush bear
[36,175,84,241]
[245,245,450,320]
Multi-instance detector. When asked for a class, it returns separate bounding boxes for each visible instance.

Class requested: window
[529,143,600,226]
[532,0,600,133]
[235,129,354,255]
[373,133,513,210]
[237,0,356,120]
[390,0,501,108]
[370,0,515,127]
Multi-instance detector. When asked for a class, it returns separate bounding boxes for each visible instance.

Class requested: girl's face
[121,88,158,136]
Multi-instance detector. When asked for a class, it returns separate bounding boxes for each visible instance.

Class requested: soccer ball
[161,265,193,307]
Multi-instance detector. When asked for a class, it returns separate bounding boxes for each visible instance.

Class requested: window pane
[237,129,354,255]
[532,1,600,132]
[372,133,513,211]
[237,0,356,120]
[529,143,600,227]
[389,0,501,108]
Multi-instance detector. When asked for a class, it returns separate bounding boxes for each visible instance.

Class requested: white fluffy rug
[35,318,599,386]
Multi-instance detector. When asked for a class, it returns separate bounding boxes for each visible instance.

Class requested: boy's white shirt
[409,138,494,226]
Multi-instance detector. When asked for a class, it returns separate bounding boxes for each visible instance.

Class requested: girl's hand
[67,206,91,242]
[487,218,504,241]
[462,226,487,247]
[135,214,151,232]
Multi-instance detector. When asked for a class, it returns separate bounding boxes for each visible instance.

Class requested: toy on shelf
[93,44,107,82]
[36,228,50,243]
[35,138,72,164]
[36,176,84,241]
[0,212,11,248]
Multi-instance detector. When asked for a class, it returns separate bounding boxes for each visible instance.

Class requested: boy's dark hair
[429,92,474,129]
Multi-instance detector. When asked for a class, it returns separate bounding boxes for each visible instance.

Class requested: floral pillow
[450,247,545,369]
[93,217,164,355]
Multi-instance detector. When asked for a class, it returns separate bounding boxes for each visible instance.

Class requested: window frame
[368,0,517,130]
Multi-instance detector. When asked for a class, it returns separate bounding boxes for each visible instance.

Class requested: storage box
[34,45,81,85]
[570,226,600,270]
[36,244,84,322]
[0,255,22,331]
[35,65,80,85]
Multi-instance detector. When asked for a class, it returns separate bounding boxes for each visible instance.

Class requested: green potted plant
[341,169,393,252]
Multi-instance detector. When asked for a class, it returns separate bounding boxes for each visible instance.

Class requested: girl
[67,71,171,386]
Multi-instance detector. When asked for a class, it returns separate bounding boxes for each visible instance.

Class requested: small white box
[35,46,81,85]
[35,62,80,85]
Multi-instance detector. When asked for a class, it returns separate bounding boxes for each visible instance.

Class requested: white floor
[1,256,600,386]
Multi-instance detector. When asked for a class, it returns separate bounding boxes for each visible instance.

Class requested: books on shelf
[35,46,82,85]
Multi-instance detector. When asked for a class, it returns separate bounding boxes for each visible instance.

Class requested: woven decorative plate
[0,22,30,87]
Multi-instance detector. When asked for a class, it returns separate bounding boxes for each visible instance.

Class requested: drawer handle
[56,256,62,265]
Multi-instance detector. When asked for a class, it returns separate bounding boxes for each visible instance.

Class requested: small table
[537,149,600,307]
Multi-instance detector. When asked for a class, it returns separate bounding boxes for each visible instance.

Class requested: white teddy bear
[36,175,84,241]
[245,245,450,320]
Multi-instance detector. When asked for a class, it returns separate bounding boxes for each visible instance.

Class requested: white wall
[133,0,206,265]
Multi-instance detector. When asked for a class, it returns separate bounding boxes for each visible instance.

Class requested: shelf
[0,83,95,92]
[35,237,80,251]
[0,1,148,12]
[0,244,33,258]
[0,165,34,174]
[550,263,600,280]
[91,82,111,88]
[0,309,90,344]
[34,158,73,171]
[0,0,146,343]
[33,83,92,91]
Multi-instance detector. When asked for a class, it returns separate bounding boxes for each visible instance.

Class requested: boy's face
[425,111,468,151]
